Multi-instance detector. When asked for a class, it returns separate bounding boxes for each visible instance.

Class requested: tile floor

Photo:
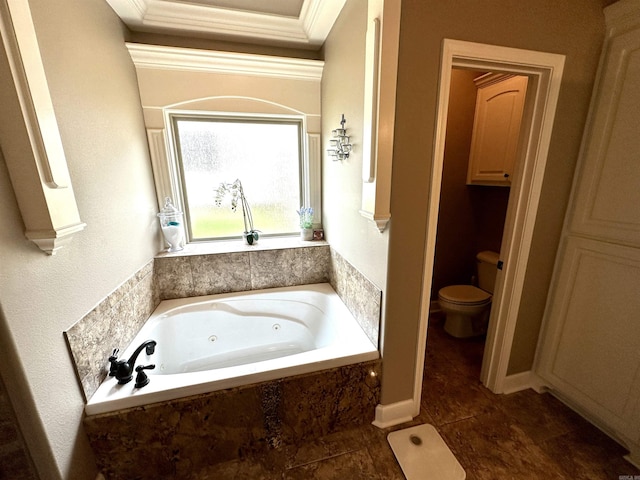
[194,315,640,479]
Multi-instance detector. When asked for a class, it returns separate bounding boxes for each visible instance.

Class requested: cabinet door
[537,237,640,444]
[569,27,640,248]
[467,75,528,186]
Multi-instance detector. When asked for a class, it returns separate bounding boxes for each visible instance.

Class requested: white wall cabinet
[466,73,527,186]
[536,0,640,467]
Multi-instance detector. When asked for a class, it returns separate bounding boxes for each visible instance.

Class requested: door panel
[538,236,640,441]
[570,30,640,247]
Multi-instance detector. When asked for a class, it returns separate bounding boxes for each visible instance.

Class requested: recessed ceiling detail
[106,0,346,48]
[169,0,304,18]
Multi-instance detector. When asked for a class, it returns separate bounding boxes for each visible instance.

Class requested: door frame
[414,39,565,404]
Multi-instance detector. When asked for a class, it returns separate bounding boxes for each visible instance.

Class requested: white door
[535,2,640,466]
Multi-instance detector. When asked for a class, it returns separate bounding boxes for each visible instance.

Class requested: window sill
[155,236,328,258]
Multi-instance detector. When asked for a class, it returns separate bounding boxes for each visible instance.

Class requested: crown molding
[107,0,346,48]
[126,43,324,81]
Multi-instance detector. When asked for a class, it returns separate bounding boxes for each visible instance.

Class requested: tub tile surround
[154,244,331,298]
[329,249,381,347]
[64,260,159,401]
[66,242,381,402]
[155,251,253,298]
[249,246,331,290]
[83,360,381,480]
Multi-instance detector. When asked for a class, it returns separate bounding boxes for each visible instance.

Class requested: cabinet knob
[504,173,510,178]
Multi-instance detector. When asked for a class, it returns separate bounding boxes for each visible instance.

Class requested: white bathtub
[85,283,379,415]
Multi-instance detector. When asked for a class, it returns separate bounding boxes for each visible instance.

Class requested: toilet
[438,251,500,338]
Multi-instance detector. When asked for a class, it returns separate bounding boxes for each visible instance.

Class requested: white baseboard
[501,370,547,394]
[372,399,416,429]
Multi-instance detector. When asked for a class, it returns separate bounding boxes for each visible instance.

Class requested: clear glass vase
[157,197,185,252]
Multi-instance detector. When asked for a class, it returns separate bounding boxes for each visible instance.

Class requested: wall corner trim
[25,222,87,255]
[0,0,85,254]
[359,0,400,231]
[358,209,390,232]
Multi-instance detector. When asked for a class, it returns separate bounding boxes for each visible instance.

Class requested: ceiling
[170,0,305,17]
[106,0,346,49]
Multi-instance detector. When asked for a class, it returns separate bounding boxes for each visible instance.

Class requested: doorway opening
[413,40,566,411]
[430,67,518,355]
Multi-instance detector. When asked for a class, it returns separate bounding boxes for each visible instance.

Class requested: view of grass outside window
[172,115,303,241]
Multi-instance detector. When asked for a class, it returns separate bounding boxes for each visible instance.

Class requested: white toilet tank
[476,251,500,293]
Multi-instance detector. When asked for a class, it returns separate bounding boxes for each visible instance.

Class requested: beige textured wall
[432,69,480,295]
[321,0,389,292]
[0,0,158,478]
[383,0,605,403]
[134,66,321,130]
[432,69,510,296]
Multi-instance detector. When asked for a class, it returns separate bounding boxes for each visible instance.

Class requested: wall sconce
[327,114,352,161]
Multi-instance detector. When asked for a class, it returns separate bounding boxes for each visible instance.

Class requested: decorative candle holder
[157,197,185,252]
[327,114,353,161]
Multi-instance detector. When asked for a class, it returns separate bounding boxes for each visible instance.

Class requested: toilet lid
[439,285,491,305]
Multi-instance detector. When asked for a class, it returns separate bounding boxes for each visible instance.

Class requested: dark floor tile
[426,321,486,378]
[283,448,381,480]
[281,427,367,469]
[496,389,585,444]
[410,406,438,428]
[193,456,283,480]
[424,336,452,372]
[365,433,405,480]
[421,363,498,426]
[539,419,640,479]
[439,409,569,480]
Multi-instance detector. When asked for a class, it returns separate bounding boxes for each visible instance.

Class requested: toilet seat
[439,285,491,306]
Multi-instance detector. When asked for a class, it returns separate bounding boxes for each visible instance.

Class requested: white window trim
[129,43,324,244]
[149,120,321,244]
[159,110,318,242]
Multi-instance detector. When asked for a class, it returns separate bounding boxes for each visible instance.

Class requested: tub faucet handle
[134,364,155,389]
[110,339,157,384]
[108,348,120,377]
